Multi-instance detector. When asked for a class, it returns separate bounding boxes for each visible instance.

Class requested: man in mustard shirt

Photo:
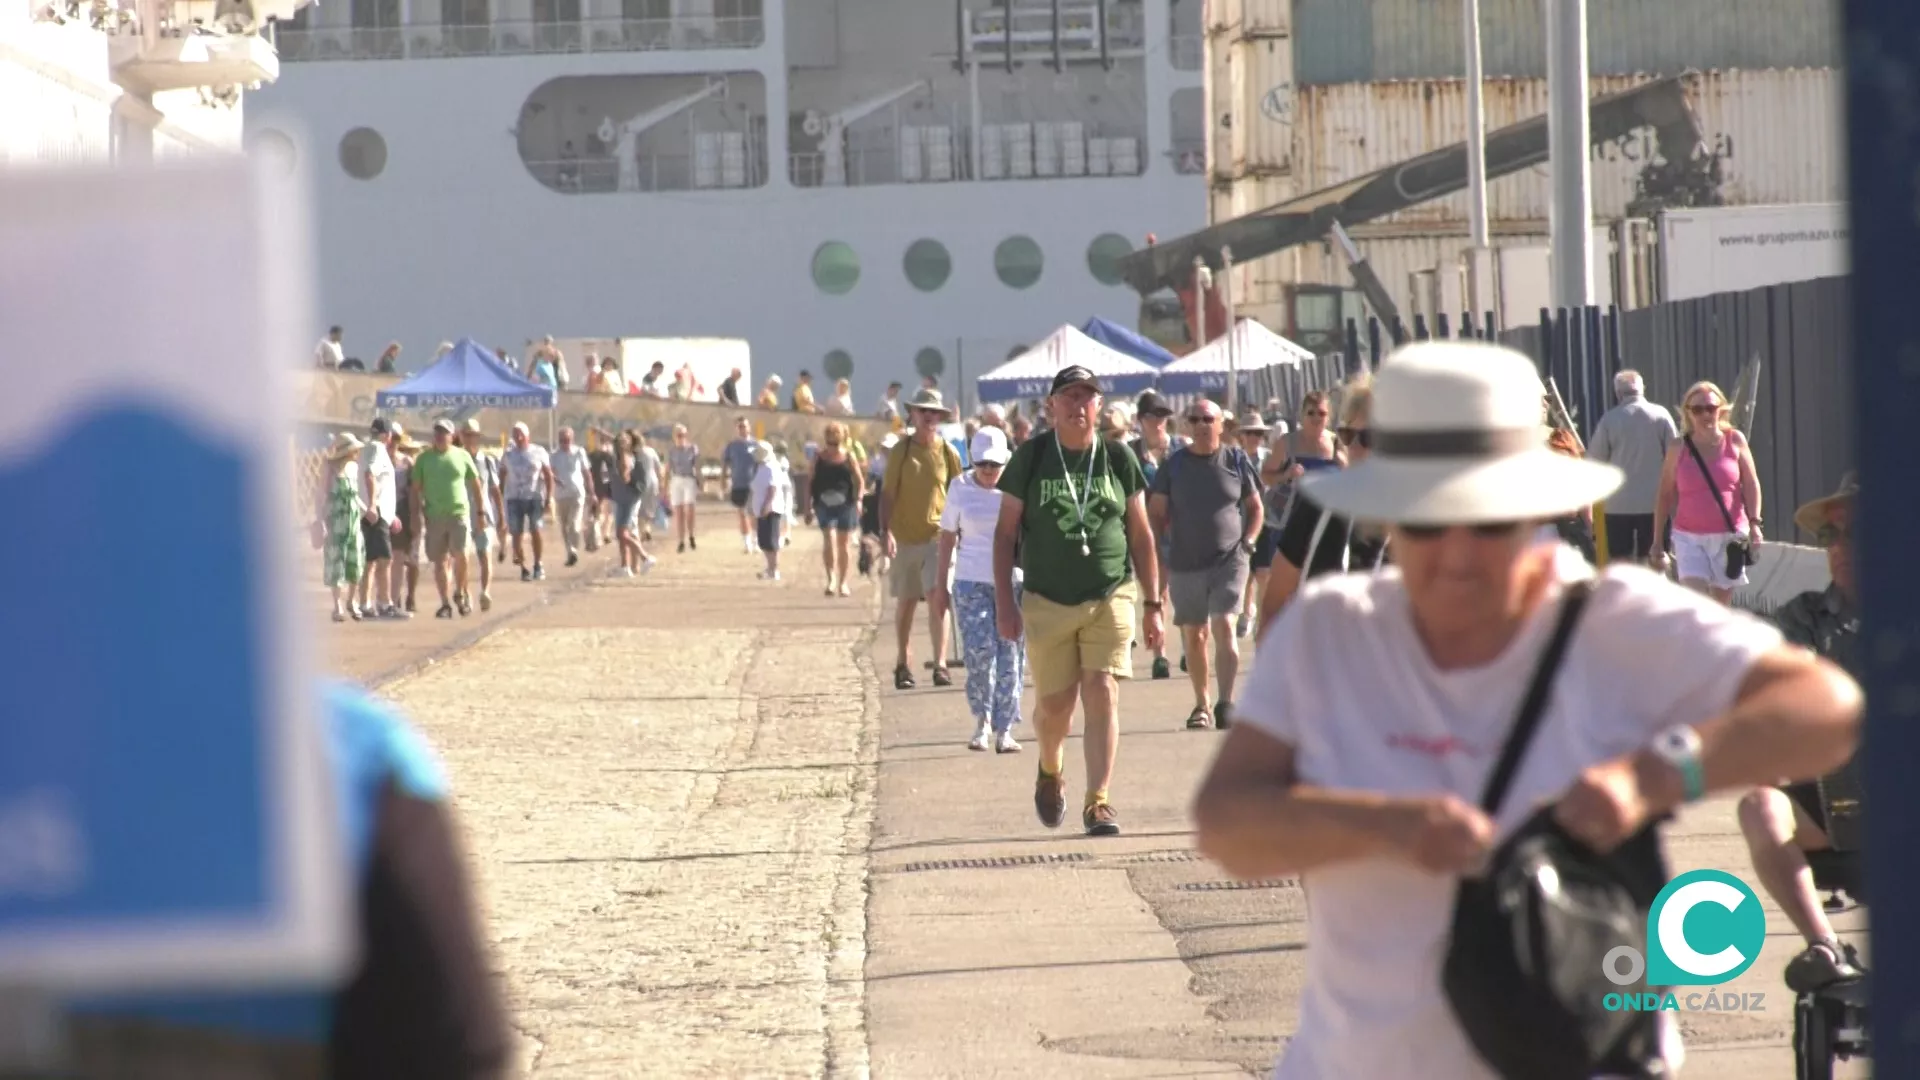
[881,389,963,690]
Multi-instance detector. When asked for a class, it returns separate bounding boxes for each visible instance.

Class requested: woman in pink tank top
[1651,380,1764,603]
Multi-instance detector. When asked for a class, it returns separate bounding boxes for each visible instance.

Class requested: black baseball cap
[1050,365,1100,395]
[1135,390,1173,417]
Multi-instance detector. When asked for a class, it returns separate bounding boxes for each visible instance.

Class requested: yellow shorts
[1021,580,1137,697]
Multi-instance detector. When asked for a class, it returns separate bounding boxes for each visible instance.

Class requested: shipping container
[1288,69,1842,229]
[1216,34,1295,177]
[1292,0,1842,86]
[1656,203,1849,302]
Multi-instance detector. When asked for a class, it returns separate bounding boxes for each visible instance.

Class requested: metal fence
[1327,275,1853,534]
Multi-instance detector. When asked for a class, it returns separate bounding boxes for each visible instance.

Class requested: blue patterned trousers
[952,580,1023,732]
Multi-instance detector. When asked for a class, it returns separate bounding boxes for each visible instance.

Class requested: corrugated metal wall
[1291,69,1842,228]
[1293,0,1842,85]
[0,59,113,167]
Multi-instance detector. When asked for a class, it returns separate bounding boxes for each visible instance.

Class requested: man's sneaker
[520,567,532,582]
[1034,767,1066,829]
[967,721,991,752]
[1785,940,1865,994]
[532,563,546,581]
[1151,656,1170,680]
[479,592,492,612]
[640,556,658,574]
[566,552,579,567]
[612,566,634,578]
[994,730,1021,754]
[1214,701,1232,730]
[1083,800,1120,837]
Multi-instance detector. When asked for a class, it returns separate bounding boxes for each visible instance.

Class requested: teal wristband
[1653,725,1707,804]
[1677,757,1706,803]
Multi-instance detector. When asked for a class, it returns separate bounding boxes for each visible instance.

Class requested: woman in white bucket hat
[1193,340,1861,1080]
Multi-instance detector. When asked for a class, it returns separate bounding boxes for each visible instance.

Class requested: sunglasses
[1398,521,1528,541]
[1337,427,1372,448]
[1187,414,1220,424]
[1688,402,1722,415]
[1305,409,1329,418]
[1813,522,1851,546]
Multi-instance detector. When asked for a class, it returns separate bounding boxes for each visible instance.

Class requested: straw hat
[1793,472,1858,537]
[325,432,364,461]
[1299,341,1622,526]
[907,387,954,415]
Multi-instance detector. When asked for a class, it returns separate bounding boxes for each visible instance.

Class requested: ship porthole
[338,127,387,181]
[902,239,951,292]
[812,241,860,295]
[913,347,946,381]
[993,236,1044,290]
[1086,233,1134,286]
[823,349,854,381]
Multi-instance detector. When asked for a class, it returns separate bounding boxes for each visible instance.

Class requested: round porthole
[338,127,387,180]
[994,236,1044,289]
[812,241,860,295]
[1086,232,1134,286]
[823,349,854,381]
[902,238,952,292]
[913,347,946,379]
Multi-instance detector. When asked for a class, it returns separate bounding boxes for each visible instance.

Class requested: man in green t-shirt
[410,418,486,620]
[994,365,1163,837]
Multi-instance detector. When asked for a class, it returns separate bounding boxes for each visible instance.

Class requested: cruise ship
[247,0,1208,400]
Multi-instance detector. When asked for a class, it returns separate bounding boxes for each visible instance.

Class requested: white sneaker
[967,721,990,752]
[640,556,658,575]
[994,730,1022,754]
[610,566,633,578]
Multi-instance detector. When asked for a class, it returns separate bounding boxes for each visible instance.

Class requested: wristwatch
[1142,600,1163,612]
[1648,724,1706,803]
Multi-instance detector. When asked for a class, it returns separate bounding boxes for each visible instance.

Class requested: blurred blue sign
[0,163,349,992]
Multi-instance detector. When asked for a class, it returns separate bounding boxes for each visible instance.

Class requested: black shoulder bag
[1681,434,1755,579]
[1443,581,1673,1080]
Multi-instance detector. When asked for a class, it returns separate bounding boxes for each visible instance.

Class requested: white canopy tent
[1155,318,1315,396]
[975,324,1161,403]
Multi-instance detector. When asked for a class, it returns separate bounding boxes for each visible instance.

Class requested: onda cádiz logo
[1601,870,1771,1014]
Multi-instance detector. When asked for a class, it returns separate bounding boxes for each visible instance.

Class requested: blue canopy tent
[374,338,557,410]
[1155,318,1312,395]
[976,325,1159,403]
[1080,316,1178,369]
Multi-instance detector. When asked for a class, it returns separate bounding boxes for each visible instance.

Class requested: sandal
[931,666,952,688]
[894,664,916,690]
[1186,706,1213,731]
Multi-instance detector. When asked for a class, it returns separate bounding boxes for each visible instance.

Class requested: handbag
[1681,435,1754,578]
[1442,580,1672,1079]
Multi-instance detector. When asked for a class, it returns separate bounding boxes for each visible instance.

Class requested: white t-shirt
[549,445,591,500]
[938,471,1006,585]
[750,460,791,516]
[315,337,343,369]
[360,441,396,524]
[501,444,550,501]
[1236,547,1782,1080]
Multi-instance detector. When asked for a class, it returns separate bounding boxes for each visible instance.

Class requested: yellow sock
[1085,788,1109,808]
[1040,753,1065,778]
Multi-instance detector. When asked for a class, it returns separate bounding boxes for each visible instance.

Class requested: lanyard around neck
[1055,436,1101,549]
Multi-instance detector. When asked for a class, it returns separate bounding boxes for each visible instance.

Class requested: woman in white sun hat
[1193,340,1860,1080]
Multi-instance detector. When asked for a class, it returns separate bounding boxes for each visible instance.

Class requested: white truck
[1648,202,1849,303]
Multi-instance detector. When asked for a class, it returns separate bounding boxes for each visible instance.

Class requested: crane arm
[830,81,929,129]
[618,78,727,138]
[1117,75,1720,295]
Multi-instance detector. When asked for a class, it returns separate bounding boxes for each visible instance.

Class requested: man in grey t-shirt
[1146,399,1263,731]
[500,422,554,580]
[1585,369,1679,563]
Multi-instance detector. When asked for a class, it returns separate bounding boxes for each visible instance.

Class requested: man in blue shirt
[723,416,761,553]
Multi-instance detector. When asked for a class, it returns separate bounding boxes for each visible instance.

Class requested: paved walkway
[322,521,1864,1078]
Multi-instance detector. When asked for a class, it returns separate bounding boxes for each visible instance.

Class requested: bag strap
[1681,435,1741,534]
[1476,579,1596,815]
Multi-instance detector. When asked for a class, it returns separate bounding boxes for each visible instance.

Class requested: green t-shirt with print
[996,431,1147,606]
[413,445,478,521]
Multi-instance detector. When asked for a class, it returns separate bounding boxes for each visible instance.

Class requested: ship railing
[964,1,1147,64]
[276,14,763,62]
[525,148,765,193]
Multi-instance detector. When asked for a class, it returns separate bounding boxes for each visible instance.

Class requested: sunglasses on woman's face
[1337,427,1372,448]
[1689,402,1721,415]
[1398,521,1527,541]
[1814,522,1851,547]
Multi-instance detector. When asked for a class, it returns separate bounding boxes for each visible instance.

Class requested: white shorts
[668,475,701,508]
[1672,529,1749,590]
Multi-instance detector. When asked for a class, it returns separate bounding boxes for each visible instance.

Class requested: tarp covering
[1156,319,1313,395]
[1079,316,1179,368]
[375,337,557,409]
[975,325,1160,402]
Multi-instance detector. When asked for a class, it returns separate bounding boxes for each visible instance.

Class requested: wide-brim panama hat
[1300,341,1624,526]
[1793,472,1858,536]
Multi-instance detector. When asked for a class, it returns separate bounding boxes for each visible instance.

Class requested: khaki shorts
[1022,580,1138,697]
[424,515,471,562]
[889,539,940,601]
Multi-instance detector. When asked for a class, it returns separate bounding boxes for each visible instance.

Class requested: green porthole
[811,241,860,295]
[902,238,952,292]
[993,236,1044,289]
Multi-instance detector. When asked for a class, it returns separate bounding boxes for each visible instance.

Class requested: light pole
[1464,0,1493,315]
[1221,246,1239,417]
[1545,0,1594,310]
